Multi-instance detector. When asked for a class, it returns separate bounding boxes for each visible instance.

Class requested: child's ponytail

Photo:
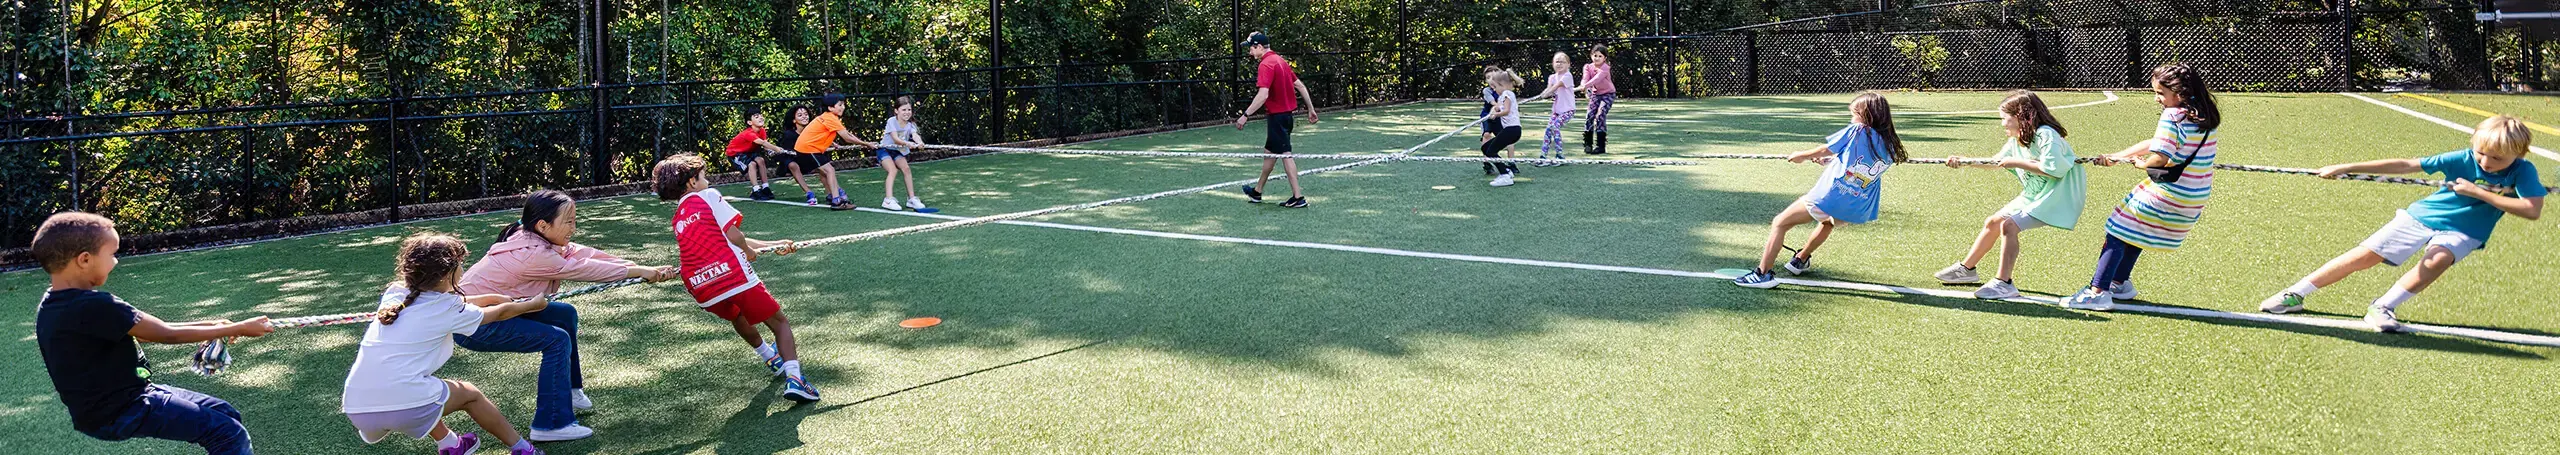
[1851,92,1908,163]
[498,190,576,244]
[381,233,469,326]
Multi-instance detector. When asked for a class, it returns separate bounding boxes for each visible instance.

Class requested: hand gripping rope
[189,116,1494,376]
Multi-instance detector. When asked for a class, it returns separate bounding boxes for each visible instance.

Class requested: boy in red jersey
[651,154,819,402]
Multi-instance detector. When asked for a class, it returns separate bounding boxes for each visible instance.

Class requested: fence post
[2334,0,2356,91]
[1745,32,1761,94]
[388,93,406,222]
[2124,26,2144,88]
[989,0,1006,144]
[65,120,79,212]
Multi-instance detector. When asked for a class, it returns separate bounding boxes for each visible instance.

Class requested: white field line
[1612,91,2120,122]
[751,201,2560,348]
[2338,92,2560,162]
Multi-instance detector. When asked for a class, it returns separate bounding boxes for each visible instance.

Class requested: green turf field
[5,92,2556,454]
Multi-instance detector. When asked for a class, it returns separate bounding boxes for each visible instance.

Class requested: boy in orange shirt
[792,94,880,210]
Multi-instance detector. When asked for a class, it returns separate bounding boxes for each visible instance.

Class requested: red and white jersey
[673,188,761,306]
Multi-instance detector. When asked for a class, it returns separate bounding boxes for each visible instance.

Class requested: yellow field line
[2393,93,2560,136]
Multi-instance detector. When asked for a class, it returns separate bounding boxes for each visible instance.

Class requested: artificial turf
[3,93,2555,454]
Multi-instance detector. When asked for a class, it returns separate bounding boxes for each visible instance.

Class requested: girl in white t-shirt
[1479,68,1526,187]
[343,233,554,455]
[878,96,929,211]
[1526,52,1579,166]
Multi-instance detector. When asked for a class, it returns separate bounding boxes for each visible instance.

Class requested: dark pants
[1482,125,1522,175]
[81,385,251,455]
[2089,234,2144,290]
[454,301,583,430]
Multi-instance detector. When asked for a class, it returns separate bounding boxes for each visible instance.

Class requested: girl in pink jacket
[455,190,675,442]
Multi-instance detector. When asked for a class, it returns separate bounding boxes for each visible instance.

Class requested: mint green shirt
[1995,126,2087,230]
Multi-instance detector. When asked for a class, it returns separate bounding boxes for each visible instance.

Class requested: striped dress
[2102,108,2217,251]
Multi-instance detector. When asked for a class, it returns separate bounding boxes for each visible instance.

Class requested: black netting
[1903,29,2038,89]
[2140,23,2348,91]
[2356,10,2496,90]
[2037,27,2136,87]
[1755,33,1918,93]
[1672,36,1752,96]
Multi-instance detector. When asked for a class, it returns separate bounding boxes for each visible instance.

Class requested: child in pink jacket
[455,190,675,442]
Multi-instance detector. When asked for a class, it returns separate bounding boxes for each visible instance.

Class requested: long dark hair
[2000,90,2068,147]
[497,190,575,244]
[2151,63,2220,132]
[380,233,468,326]
[1850,92,1907,163]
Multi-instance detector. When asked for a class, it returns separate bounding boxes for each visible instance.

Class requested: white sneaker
[2259,293,2306,314]
[2106,282,2138,300]
[1973,280,2021,300]
[2366,306,2405,333]
[2061,288,2114,311]
[906,197,925,210]
[528,423,595,442]
[1490,173,1515,187]
[882,198,903,211]
[1933,264,1981,284]
[569,389,594,411]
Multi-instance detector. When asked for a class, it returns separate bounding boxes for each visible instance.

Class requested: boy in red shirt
[651,155,820,402]
[725,112,793,201]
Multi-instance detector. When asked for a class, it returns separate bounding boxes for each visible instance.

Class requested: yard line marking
[1616,91,2119,121]
[761,202,2560,348]
[2340,92,2560,162]
[2393,93,2560,137]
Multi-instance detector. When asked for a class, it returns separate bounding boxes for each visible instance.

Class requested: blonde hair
[1490,68,1526,89]
[2472,115,2533,159]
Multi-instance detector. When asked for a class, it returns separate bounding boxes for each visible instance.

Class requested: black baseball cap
[1239,32,1270,48]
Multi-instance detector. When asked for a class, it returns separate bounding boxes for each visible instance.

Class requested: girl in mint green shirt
[1931,91,2086,299]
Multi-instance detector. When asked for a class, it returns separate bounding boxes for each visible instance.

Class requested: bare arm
[835,130,876,148]
[724,225,797,262]
[2096,139,2166,167]
[1293,80,1317,122]
[2461,191,2544,220]
[130,312,272,344]
[2314,158,2425,178]
[755,138,791,154]
[476,298,551,325]
[1237,88,1273,129]
[1789,147,1837,164]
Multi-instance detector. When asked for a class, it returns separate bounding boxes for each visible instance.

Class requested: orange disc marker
[899,317,943,329]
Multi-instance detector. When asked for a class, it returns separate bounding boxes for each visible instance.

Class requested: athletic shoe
[805,192,820,207]
[1490,173,1515,187]
[906,197,925,211]
[570,388,594,411]
[1483,163,1496,175]
[882,197,903,211]
[1974,280,2021,300]
[528,423,594,442]
[1280,197,1308,208]
[782,375,822,403]
[760,350,784,377]
[2061,288,2115,311]
[440,433,480,455]
[1733,269,1781,289]
[2107,282,2138,301]
[513,446,546,455]
[1781,255,1814,276]
[829,198,856,211]
[1933,264,1981,284]
[2259,292,2307,314]
[749,187,772,201]
[2366,305,2405,333]
[1243,185,1265,203]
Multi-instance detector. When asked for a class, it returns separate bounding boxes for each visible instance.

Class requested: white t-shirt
[1499,90,1522,128]
[341,287,482,413]
[1548,72,1577,114]
[882,118,922,151]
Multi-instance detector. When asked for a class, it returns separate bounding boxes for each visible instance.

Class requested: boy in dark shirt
[33,212,276,454]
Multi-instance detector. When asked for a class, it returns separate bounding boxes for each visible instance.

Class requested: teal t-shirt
[1994,126,2087,230]
[2408,149,2547,244]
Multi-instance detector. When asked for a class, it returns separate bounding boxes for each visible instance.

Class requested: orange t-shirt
[794,112,846,154]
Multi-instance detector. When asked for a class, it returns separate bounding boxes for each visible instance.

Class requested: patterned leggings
[1539,110,1576,158]
[1585,93,1617,132]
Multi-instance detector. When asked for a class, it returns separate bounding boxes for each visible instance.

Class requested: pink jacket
[459,230,636,299]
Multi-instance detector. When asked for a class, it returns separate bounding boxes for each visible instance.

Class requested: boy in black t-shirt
[32,212,275,454]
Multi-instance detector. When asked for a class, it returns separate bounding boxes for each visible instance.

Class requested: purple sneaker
[513,445,547,455]
[440,432,481,455]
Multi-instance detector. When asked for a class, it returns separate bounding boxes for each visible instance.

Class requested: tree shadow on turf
[2099,300,2546,359]
[1772,286,2110,322]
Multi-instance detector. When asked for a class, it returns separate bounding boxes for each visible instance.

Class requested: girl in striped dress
[2062,63,2220,311]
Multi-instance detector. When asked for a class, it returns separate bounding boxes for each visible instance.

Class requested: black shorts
[780,152,832,173]
[728,153,764,171]
[1264,112,1295,154]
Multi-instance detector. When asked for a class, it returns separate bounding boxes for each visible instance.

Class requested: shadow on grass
[2102,300,2548,359]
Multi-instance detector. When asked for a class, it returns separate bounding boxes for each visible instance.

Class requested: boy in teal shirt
[2261,115,2546,332]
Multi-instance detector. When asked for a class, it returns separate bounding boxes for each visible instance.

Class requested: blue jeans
[80,385,251,455]
[453,301,582,430]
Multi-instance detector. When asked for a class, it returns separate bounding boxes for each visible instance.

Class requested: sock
[437,432,462,449]
[756,343,778,359]
[782,360,803,379]
[2374,288,2415,310]
[2283,280,2320,297]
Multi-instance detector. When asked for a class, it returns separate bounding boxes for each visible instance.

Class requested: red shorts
[703,284,782,325]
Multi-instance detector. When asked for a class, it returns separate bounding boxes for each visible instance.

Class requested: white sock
[2284,280,2320,297]
[782,360,803,378]
[437,432,462,449]
[2374,288,2415,310]
[755,343,777,359]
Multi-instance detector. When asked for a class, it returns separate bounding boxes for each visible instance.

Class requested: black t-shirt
[35,288,148,432]
[771,125,801,154]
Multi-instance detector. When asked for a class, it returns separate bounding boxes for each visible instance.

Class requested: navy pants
[81,385,251,455]
[454,301,583,430]
[2089,234,2144,290]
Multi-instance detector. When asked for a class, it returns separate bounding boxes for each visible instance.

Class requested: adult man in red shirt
[1233,31,1319,208]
